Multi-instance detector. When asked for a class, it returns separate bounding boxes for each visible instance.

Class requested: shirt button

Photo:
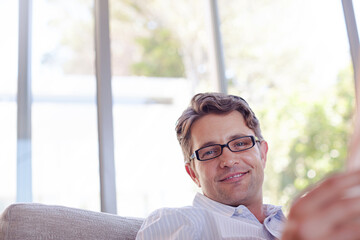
[237,208,242,214]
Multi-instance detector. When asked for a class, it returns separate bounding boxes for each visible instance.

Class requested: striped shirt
[136,193,286,240]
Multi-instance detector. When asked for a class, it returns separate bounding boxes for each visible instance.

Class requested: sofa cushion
[0,203,143,240]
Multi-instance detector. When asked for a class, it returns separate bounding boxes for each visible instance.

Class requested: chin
[220,194,247,207]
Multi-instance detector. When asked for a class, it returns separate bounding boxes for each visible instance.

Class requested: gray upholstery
[0,203,144,240]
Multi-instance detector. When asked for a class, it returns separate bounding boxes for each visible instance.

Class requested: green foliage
[131,27,185,77]
[280,65,355,205]
[251,65,356,213]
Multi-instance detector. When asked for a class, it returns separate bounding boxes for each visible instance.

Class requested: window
[219,0,354,209]
[0,0,18,210]
[31,0,100,210]
[109,0,200,216]
[2,0,356,216]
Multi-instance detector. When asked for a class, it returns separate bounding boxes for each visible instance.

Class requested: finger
[299,196,360,240]
[347,109,360,171]
[327,222,360,240]
[289,170,360,217]
[281,219,301,240]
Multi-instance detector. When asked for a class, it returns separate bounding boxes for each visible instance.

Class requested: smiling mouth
[220,171,249,182]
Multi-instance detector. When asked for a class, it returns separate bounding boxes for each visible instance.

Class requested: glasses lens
[197,145,221,160]
[229,136,254,151]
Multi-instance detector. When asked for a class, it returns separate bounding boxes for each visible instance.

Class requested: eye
[203,150,215,156]
[231,137,252,150]
[199,146,220,159]
[235,141,245,146]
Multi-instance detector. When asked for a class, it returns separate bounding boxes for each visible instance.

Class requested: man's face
[186,111,268,207]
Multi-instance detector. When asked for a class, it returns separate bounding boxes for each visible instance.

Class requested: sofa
[0,203,144,240]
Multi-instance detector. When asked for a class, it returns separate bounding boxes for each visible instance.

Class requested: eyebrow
[197,134,250,149]
[198,141,218,149]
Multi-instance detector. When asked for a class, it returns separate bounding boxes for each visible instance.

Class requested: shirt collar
[193,192,283,222]
[193,192,235,217]
[263,204,283,218]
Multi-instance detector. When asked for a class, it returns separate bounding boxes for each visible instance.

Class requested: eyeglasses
[190,135,260,161]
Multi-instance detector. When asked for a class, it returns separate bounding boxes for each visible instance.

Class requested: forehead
[191,111,254,148]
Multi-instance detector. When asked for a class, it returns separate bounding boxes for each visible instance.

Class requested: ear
[259,140,268,168]
[185,162,201,187]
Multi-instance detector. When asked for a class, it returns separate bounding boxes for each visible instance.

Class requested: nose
[219,147,240,168]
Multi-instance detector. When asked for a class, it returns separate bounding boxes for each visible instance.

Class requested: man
[136,92,360,240]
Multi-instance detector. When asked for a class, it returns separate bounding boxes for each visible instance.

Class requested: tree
[130,25,184,77]
[279,65,355,209]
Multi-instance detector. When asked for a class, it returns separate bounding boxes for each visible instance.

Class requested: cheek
[247,149,265,168]
[196,163,216,181]
[242,154,257,168]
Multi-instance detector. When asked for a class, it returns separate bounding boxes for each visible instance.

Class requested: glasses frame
[189,135,260,162]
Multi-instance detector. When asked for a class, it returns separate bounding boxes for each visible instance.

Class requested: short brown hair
[175,92,263,162]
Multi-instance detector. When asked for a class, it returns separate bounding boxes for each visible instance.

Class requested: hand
[347,116,360,170]
[281,170,360,240]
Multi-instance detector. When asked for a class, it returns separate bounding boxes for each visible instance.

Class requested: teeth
[226,173,244,180]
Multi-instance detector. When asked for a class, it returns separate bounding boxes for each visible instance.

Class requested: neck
[246,199,266,223]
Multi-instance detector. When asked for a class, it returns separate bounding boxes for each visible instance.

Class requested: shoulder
[145,207,196,223]
[136,206,203,240]
[141,206,209,228]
